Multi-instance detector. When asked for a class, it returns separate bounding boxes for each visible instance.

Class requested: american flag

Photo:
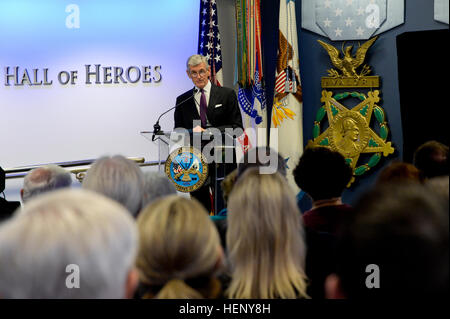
[275,68,297,94]
[198,0,223,86]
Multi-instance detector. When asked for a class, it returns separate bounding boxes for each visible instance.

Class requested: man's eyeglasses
[190,69,207,78]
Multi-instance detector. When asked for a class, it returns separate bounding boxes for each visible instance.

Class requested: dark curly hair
[293,147,352,201]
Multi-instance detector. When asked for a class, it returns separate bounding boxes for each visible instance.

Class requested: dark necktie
[199,88,208,128]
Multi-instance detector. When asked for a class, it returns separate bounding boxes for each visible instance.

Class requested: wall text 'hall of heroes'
[3,64,162,86]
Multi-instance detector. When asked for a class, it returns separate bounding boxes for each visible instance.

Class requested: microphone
[152,88,198,141]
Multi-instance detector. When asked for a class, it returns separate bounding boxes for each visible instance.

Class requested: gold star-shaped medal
[308,89,395,186]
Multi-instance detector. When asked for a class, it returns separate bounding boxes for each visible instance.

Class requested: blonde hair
[136,195,222,299]
[226,169,309,299]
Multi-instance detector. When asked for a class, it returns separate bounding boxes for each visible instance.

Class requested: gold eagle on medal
[317,36,378,78]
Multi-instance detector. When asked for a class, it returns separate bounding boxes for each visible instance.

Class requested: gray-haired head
[0,189,138,298]
[82,155,144,217]
[141,171,177,209]
[22,164,72,203]
[186,54,210,71]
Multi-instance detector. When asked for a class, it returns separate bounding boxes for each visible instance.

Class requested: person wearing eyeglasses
[174,54,243,134]
[174,54,243,213]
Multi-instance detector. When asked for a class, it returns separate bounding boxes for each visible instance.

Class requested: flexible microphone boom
[152,88,198,141]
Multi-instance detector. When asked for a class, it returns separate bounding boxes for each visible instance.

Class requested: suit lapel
[208,84,218,108]
[207,84,219,124]
[189,88,200,120]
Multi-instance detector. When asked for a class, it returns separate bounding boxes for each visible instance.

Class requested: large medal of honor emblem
[309,36,395,186]
[165,147,208,193]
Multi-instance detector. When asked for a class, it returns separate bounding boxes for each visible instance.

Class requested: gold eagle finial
[318,36,378,78]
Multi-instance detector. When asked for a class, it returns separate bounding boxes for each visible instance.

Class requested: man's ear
[325,273,346,299]
[124,267,139,299]
[186,70,191,79]
[20,189,24,201]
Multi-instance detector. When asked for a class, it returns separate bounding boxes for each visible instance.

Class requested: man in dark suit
[174,54,243,213]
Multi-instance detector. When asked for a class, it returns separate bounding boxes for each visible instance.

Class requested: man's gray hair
[142,171,177,209]
[0,189,138,298]
[186,54,210,71]
[82,155,145,217]
[22,164,72,203]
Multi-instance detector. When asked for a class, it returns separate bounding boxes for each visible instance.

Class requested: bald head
[22,165,72,203]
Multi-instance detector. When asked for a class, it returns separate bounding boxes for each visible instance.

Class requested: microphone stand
[152,88,198,141]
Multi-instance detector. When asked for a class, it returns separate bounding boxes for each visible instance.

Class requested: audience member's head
[326,183,449,298]
[21,164,72,203]
[221,168,238,205]
[238,146,286,178]
[413,140,448,179]
[82,155,144,217]
[293,147,352,201]
[0,189,138,298]
[376,161,424,185]
[426,175,449,204]
[136,195,223,299]
[226,168,308,299]
[141,171,177,209]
